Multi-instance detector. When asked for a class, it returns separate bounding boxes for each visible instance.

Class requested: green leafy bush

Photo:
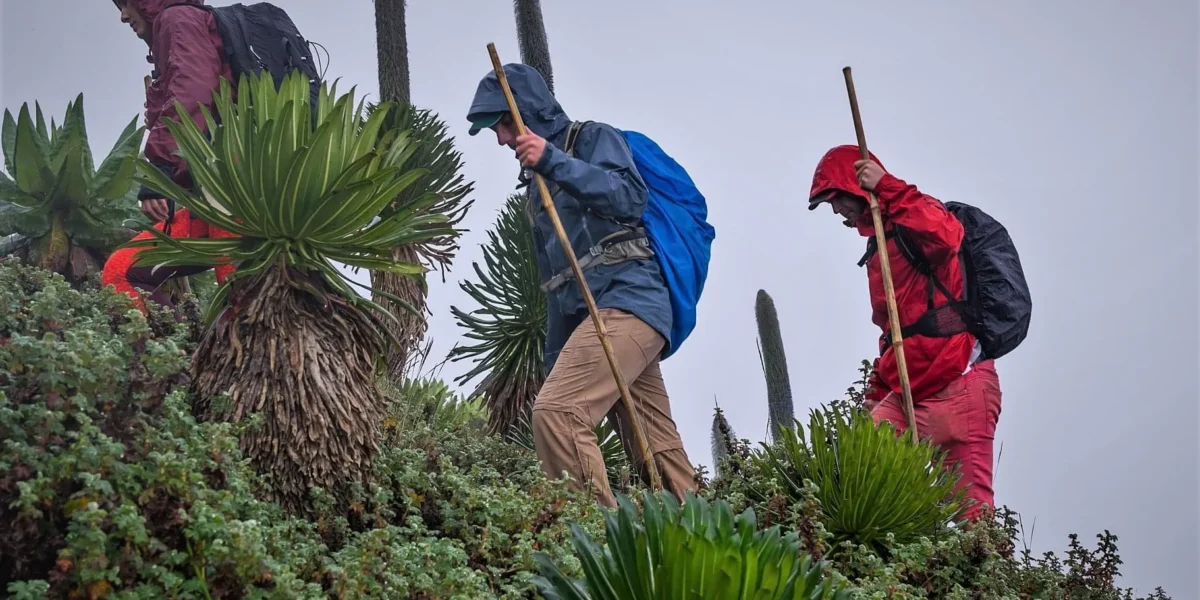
[0,258,601,598]
[0,258,329,597]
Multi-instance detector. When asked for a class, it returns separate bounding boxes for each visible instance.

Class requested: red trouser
[871,359,1002,521]
[101,208,236,314]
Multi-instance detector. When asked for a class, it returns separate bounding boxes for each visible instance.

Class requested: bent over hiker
[102,0,238,312]
[466,64,697,507]
[808,145,1007,521]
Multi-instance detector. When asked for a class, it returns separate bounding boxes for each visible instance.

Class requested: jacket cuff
[136,184,159,201]
[873,173,906,207]
[532,142,564,178]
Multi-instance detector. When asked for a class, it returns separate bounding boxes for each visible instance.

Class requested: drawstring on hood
[466,63,571,145]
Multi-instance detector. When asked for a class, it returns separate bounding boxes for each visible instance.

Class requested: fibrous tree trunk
[375,0,410,106]
[756,289,794,442]
[192,264,387,514]
[514,0,554,94]
[371,0,426,381]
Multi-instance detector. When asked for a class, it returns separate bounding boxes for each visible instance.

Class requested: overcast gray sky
[2,1,1196,596]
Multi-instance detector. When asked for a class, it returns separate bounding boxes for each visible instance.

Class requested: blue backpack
[623,131,715,358]
[564,121,715,359]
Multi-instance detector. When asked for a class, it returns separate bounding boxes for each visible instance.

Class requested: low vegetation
[0,259,1172,599]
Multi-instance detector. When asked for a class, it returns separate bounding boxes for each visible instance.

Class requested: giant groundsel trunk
[371,0,426,381]
[514,0,554,93]
[130,73,454,514]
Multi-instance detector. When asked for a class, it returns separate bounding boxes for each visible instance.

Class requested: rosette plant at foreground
[532,490,851,600]
[0,95,143,284]
[755,409,967,552]
[126,71,455,514]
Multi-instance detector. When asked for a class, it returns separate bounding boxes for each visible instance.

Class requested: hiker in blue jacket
[467,64,696,506]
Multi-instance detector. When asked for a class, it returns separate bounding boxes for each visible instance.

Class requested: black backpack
[858,201,1032,361]
[164,2,324,117]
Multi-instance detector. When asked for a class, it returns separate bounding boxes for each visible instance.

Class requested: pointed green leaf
[1,109,17,174]
[93,156,138,201]
[0,201,53,238]
[13,105,54,195]
[91,116,144,199]
[49,138,89,208]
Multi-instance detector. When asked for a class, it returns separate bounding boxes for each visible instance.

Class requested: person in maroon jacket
[102,0,237,312]
[807,145,1002,521]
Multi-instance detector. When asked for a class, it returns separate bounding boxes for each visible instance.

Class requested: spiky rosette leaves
[754,409,968,552]
[532,490,851,600]
[449,192,546,435]
[124,71,454,325]
[0,94,144,282]
[122,71,459,512]
[364,102,474,273]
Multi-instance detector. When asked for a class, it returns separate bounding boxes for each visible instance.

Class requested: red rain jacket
[809,145,976,402]
[133,0,233,198]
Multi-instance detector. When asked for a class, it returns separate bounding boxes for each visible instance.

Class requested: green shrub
[0,258,601,598]
[0,258,329,597]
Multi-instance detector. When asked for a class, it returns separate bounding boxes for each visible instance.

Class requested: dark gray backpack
[165,2,323,119]
[859,201,1032,361]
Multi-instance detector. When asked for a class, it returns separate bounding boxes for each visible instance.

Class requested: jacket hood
[808,144,886,235]
[466,63,570,143]
[123,0,204,25]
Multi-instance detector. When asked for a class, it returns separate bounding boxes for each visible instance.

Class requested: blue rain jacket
[467,64,672,371]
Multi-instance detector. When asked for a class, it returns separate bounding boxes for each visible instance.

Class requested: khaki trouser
[533,308,696,507]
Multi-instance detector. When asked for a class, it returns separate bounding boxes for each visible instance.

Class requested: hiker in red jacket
[808,145,1002,521]
[102,0,237,313]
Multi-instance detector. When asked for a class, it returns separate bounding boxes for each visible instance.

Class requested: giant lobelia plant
[125,71,455,513]
[756,289,795,442]
[532,490,851,600]
[0,95,144,284]
[755,408,967,552]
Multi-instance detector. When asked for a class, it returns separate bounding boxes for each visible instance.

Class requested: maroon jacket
[131,0,233,200]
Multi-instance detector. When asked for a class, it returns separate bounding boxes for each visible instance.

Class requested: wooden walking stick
[486,43,663,491]
[842,66,920,439]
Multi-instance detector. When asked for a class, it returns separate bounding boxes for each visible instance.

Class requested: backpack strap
[535,119,653,294]
[862,224,978,355]
[539,227,651,294]
[564,120,593,158]
[859,225,959,306]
